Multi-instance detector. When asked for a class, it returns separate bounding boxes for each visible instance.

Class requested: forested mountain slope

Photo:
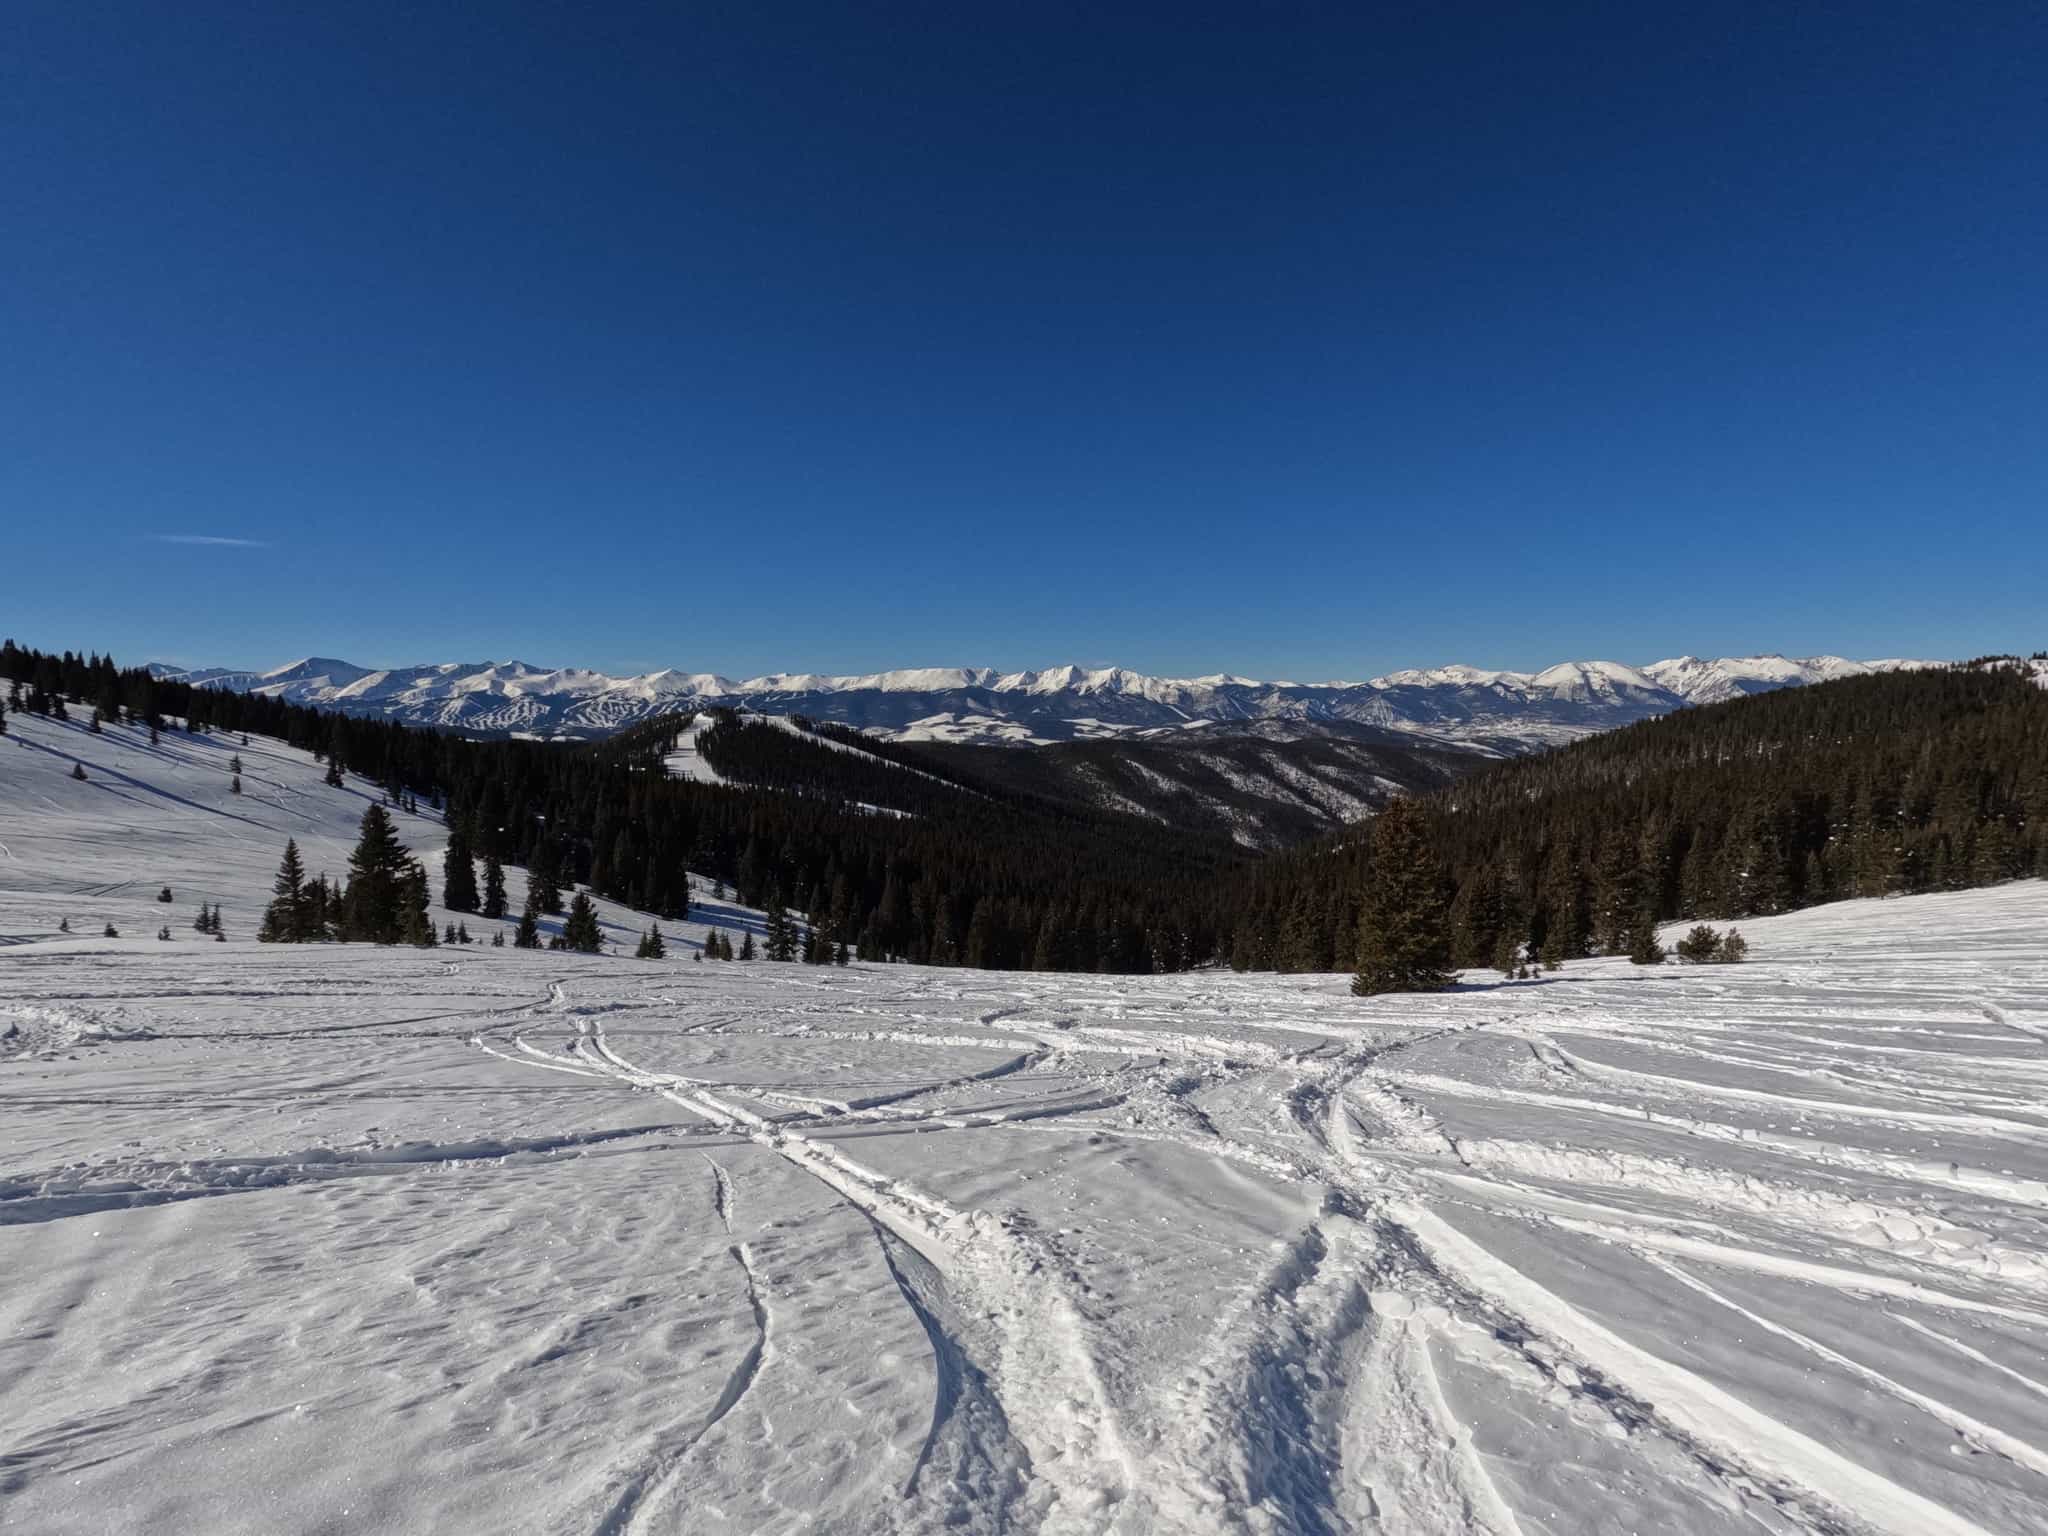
[1232,658,2048,971]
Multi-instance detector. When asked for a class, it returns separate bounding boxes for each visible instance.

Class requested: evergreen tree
[527,841,564,915]
[324,759,344,788]
[1351,799,1453,995]
[230,773,242,795]
[492,928,506,948]
[157,886,173,903]
[738,931,755,961]
[399,862,436,947]
[480,853,507,919]
[561,892,603,953]
[70,761,86,781]
[262,839,307,943]
[103,922,118,937]
[514,893,542,949]
[342,804,411,943]
[636,924,666,959]
[442,828,479,913]
[1675,925,1724,964]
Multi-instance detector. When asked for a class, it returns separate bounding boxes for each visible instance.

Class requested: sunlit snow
[4,708,2048,1534]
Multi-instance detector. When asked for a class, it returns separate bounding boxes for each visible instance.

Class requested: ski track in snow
[5,712,2048,1532]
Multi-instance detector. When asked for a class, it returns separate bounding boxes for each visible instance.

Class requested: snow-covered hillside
[5,708,2048,1534]
[150,650,1943,751]
[0,708,771,964]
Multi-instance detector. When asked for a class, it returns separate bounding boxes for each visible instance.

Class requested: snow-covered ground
[5,711,2048,1534]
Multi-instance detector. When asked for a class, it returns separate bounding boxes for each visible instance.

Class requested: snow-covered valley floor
[5,712,2048,1534]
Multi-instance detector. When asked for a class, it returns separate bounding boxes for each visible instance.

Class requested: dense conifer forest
[1230,659,2048,973]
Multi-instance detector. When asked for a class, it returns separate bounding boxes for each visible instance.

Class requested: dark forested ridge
[1229,658,2048,973]
[911,727,1483,850]
[1,641,1238,972]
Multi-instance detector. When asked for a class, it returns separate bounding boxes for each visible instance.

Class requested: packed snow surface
[6,713,2048,1534]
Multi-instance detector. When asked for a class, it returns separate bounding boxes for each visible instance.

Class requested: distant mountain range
[148,652,1940,752]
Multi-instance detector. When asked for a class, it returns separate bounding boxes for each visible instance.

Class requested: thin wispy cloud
[148,534,271,548]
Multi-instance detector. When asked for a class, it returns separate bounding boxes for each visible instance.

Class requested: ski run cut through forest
[5,688,2048,1534]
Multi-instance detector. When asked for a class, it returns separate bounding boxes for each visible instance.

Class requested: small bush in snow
[1675,925,1724,964]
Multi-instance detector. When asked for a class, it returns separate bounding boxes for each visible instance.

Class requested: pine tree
[444,921,459,945]
[230,774,242,795]
[636,924,666,959]
[157,886,173,903]
[527,841,564,915]
[1675,925,1723,964]
[342,804,411,943]
[263,839,307,943]
[442,828,479,913]
[457,922,471,945]
[561,892,603,953]
[514,893,542,949]
[400,862,436,947]
[324,759,344,788]
[492,928,506,947]
[70,761,86,781]
[103,922,118,937]
[157,925,170,941]
[738,931,755,961]
[1351,799,1453,995]
[480,854,507,919]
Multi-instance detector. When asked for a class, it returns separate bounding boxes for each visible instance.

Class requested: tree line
[1233,660,2048,980]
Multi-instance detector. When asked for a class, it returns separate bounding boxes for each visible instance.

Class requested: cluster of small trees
[1674,925,1748,964]
[260,808,437,945]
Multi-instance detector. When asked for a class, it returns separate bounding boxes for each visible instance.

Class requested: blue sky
[3,2,2042,680]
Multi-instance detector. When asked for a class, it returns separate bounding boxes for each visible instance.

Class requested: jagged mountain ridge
[148,652,1937,751]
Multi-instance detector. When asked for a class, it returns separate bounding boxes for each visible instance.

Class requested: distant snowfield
[5,713,2048,1534]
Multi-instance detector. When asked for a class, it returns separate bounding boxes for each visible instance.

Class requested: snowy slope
[6,709,2048,1533]
[0,708,772,963]
[151,650,1946,751]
